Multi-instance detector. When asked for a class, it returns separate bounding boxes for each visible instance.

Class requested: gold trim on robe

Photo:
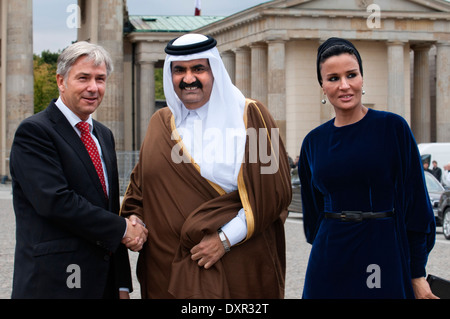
[170,115,227,197]
[120,98,292,299]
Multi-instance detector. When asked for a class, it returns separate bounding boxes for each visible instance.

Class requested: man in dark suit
[10,41,147,299]
[431,160,442,183]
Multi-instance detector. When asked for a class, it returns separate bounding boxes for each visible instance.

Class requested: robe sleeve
[239,100,292,240]
[165,101,291,298]
[394,115,436,278]
[120,147,144,221]
[298,135,324,244]
[120,108,172,223]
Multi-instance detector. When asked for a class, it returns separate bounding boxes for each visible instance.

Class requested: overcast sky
[32,0,271,54]
[32,0,450,54]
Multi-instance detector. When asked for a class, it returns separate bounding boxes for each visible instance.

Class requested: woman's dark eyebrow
[326,69,359,77]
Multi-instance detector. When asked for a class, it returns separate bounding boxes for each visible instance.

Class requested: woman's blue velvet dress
[299,108,435,299]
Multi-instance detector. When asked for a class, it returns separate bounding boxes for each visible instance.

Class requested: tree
[34,50,60,113]
[155,68,165,100]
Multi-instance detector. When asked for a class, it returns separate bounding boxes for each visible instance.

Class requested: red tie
[76,121,108,198]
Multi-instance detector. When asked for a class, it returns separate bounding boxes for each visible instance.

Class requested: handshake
[122,215,148,252]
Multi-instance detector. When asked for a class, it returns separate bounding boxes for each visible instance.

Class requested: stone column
[221,51,235,84]
[267,39,286,143]
[5,0,33,176]
[387,41,405,117]
[411,44,431,143]
[136,60,156,148]
[250,43,268,106]
[436,42,450,142]
[95,0,125,150]
[234,47,251,98]
[0,0,6,178]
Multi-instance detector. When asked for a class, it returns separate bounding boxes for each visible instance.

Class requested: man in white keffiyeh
[164,34,247,192]
[121,34,291,298]
[163,33,248,253]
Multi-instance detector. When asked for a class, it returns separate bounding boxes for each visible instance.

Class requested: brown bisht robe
[121,99,292,298]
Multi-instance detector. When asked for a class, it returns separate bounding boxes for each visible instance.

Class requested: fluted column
[0,0,5,177]
[96,0,125,149]
[234,47,251,98]
[387,41,405,117]
[250,43,268,106]
[267,39,286,142]
[5,0,33,177]
[436,42,450,142]
[221,51,235,84]
[6,0,33,144]
[411,44,431,143]
[137,60,156,148]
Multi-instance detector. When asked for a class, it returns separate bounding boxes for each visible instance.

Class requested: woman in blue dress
[298,37,437,299]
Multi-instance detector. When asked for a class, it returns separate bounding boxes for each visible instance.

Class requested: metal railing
[0,149,10,184]
[117,151,139,196]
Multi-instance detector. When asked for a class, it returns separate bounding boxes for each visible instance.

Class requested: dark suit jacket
[10,100,132,298]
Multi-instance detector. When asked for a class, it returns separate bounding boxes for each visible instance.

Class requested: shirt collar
[55,97,94,132]
[195,102,208,120]
[180,102,209,123]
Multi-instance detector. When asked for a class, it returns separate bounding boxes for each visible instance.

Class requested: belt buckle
[340,211,363,222]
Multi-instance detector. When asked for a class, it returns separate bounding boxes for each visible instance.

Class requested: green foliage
[40,50,59,65]
[33,51,60,113]
[33,50,166,112]
[154,68,165,100]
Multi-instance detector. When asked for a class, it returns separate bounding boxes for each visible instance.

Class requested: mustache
[179,80,203,90]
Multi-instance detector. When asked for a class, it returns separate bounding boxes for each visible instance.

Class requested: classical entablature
[126,0,449,155]
[1,0,449,178]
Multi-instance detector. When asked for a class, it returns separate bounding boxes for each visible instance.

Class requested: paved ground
[1,182,448,299]
[0,182,306,299]
[0,184,14,299]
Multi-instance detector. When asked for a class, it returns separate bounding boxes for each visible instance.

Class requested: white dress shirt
[177,104,247,246]
[55,97,109,196]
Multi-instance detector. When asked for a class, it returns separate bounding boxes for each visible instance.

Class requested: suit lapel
[46,101,108,202]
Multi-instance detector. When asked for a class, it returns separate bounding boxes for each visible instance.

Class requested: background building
[0,0,34,182]
[1,0,449,182]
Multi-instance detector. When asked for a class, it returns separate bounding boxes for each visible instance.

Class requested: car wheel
[444,208,450,240]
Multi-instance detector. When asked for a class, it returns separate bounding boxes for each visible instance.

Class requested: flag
[195,0,201,16]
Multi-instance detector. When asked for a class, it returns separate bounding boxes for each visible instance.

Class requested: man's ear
[56,74,65,93]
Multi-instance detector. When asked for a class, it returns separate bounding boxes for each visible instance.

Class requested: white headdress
[163,34,246,192]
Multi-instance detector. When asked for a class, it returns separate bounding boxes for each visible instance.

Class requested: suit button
[104,254,110,261]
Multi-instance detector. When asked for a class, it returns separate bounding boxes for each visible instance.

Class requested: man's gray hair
[57,41,114,79]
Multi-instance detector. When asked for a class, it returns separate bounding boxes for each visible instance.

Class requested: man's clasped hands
[122,215,148,252]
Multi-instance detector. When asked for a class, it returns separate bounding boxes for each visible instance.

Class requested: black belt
[324,211,394,222]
